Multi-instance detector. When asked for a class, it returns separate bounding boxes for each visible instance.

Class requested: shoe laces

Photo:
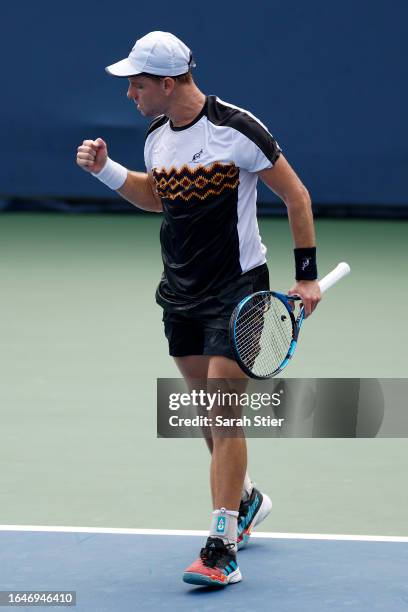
[200,538,235,568]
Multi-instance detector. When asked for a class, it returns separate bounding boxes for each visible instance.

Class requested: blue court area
[1,530,408,611]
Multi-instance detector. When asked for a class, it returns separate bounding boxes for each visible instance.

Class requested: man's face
[127,75,169,118]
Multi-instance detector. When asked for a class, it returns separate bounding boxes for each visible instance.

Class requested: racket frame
[229,290,304,379]
[229,262,350,379]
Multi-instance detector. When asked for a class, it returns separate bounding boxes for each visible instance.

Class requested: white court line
[0,525,407,543]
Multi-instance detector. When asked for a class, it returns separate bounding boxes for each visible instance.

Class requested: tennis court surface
[1,215,407,610]
[1,527,408,611]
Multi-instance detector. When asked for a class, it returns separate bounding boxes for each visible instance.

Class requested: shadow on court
[1,530,408,611]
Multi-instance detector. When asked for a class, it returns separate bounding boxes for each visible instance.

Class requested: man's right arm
[118,170,162,213]
[76,137,162,213]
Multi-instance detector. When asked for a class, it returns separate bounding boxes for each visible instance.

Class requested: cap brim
[105,58,142,77]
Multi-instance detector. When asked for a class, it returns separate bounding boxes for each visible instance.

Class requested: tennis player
[76,31,321,587]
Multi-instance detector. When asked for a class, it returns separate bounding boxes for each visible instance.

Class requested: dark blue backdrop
[1,0,406,205]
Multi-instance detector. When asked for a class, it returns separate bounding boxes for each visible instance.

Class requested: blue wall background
[1,0,406,205]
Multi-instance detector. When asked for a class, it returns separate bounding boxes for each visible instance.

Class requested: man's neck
[168,86,206,128]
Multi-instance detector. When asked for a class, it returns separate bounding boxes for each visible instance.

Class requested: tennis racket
[229,262,351,379]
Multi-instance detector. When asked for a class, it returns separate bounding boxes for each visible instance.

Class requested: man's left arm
[258,155,321,316]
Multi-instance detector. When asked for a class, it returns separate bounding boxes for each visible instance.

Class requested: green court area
[0,214,407,534]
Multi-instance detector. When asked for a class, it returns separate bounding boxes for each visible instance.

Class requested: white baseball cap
[105,31,196,78]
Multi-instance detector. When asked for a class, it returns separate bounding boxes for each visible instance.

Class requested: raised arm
[118,170,162,212]
[76,137,162,213]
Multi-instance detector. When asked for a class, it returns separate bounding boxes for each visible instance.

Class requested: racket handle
[318,262,351,294]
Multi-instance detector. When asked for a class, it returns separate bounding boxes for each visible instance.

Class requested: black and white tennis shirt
[144,95,282,311]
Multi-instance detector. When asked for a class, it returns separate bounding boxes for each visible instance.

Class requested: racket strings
[235,296,291,352]
[234,294,294,377]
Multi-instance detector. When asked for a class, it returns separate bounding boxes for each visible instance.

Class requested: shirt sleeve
[231,113,282,173]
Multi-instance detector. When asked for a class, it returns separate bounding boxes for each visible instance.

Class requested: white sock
[209,508,238,550]
[241,472,253,502]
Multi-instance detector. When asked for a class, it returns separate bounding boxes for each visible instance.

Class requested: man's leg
[174,355,251,507]
[207,356,247,511]
[206,357,272,554]
[173,355,217,503]
[182,355,246,586]
[174,355,209,380]
[180,356,271,586]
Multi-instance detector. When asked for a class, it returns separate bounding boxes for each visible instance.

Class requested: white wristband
[92,157,128,190]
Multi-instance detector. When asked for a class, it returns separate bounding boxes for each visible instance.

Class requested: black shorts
[162,264,270,358]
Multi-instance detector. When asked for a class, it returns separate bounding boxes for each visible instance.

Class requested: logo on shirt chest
[190,149,204,163]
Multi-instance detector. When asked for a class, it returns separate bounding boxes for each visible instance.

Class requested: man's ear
[162,77,176,96]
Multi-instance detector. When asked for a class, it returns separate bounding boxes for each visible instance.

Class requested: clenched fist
[76,138,108,174]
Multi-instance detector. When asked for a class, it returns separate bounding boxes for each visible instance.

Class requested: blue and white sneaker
[237,487,272,550]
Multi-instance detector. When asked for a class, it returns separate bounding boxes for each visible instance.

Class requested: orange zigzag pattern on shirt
[152,162,239,202]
